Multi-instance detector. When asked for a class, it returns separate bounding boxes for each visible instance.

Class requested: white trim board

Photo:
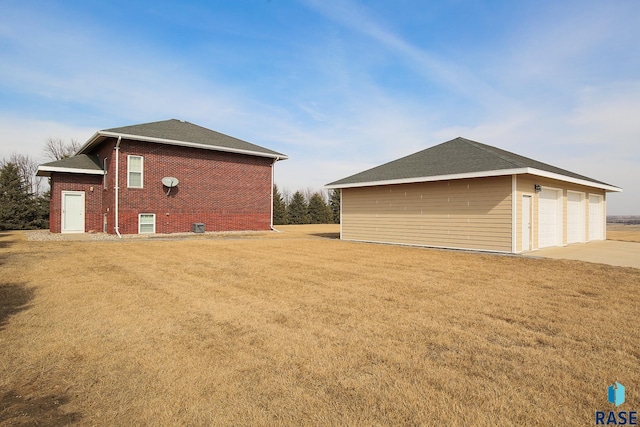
[327,167,621,192]
[37,166,105,176]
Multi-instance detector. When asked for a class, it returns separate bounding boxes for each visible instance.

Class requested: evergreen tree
[308,192,331,224]
[35,190,50,229]
[0,162,41,230]
[272,184,288,225]
[286,191,309,224]
[329,189,341,224]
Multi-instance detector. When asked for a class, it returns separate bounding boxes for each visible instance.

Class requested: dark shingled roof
[36,154,103,176]
[327,137,616,188]
[38,119,287,176]
[96,119,286,158]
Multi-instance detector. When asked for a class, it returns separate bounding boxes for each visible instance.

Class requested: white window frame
[103,157,109,189]
[127,155,144,188]
[138,213,156,234]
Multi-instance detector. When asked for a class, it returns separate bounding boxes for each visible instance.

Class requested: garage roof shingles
[327,137,614,188]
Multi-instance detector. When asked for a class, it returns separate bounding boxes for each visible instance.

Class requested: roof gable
[326,137,621,192]
[79,119,287,160]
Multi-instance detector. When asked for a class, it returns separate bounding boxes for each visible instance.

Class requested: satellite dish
[162,177,179,196]
[162,177,179,187]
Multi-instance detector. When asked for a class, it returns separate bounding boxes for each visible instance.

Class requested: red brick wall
[111,139,273,234]
[49,139,275,234]
[49,173,104,233]
[94,141,115,233]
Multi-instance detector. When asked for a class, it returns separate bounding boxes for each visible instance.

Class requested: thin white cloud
[301,0,518,112]
[0,117,96,162]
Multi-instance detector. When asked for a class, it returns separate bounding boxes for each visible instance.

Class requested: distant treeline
[273,185,340,225]
[607,216,640,225]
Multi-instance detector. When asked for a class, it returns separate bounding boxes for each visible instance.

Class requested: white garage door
[589,194,604,240]
[539,188,561,248]
[567,192,585,244]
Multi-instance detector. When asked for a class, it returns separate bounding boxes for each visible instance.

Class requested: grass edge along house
[326,137,621,253]
[37,119,287,235]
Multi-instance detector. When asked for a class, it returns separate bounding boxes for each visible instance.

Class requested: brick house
[37,119,288,235]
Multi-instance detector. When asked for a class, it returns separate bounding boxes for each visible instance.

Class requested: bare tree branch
[43,137,81,161]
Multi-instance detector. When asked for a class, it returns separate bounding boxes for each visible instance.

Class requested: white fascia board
[94,131,288,160]
[76,131,102,155]
[326,168,528,189]
[525,168,622,192]
[36,166,105,176]
[326,167,622,192]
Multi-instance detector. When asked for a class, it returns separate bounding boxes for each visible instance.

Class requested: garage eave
[525,168,622,192]
[326,167,622,192]
[325,168,528,189]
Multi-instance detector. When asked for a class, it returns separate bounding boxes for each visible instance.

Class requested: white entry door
[589,194,604,240]
[62,191,85,233]
[538,188,561,248]
[522,195,532,251]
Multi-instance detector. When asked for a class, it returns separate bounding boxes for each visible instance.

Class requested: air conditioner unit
[192,223,205,233]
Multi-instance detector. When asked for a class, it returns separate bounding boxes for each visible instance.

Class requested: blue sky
[1,0,638,214]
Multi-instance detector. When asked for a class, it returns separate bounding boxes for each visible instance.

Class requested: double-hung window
[139,214,156,234]
[128,155,143,188]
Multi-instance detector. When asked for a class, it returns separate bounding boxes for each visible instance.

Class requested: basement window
[138,213,156,234]
[127,155,143,188]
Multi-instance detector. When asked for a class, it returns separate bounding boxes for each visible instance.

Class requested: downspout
[114,136,122,238]
[270,157,280,232]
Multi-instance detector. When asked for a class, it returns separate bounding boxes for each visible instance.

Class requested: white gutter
[114,136,122,238]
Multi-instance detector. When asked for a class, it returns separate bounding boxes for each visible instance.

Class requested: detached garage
[326,137,621,253]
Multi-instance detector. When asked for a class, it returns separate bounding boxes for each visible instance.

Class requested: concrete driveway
[529,240,640,269]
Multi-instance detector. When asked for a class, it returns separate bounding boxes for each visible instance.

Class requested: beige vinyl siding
[515,174,606,252]
[342,176,513,252]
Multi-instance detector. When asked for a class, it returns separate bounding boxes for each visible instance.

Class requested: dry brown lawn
[1,225,639,426]
[608,224,640,243]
